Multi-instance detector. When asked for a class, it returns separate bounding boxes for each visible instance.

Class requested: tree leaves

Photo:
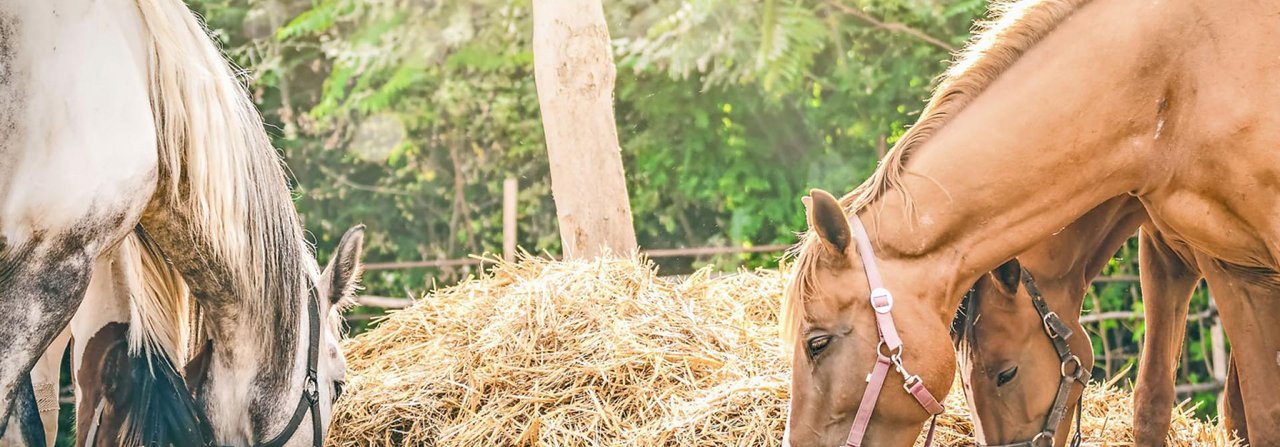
[193,0,980,291]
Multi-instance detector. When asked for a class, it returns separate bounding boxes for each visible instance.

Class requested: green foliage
[190,0,985,292]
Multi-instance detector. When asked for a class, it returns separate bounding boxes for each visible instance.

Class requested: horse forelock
[846,0,1092,216]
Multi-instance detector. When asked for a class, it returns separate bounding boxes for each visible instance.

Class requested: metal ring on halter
[1041,311,1061,337]
[1031,431,1053,447]
[877,340,903,358]
[303,375,319,403]
[1061,354,1084,380]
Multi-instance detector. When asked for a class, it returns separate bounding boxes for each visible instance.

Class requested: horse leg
[30,329,66,447]
[1133,228,1200,446]
[1198,256,1280,444]
[70,248,133,445]
[0,327,65,447]
[0,376,46,447]
[0,237,103,439]
[1222,354,1248,443]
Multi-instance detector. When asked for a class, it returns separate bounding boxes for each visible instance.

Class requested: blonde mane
[782,0,1091,345]
[131,0,317,376]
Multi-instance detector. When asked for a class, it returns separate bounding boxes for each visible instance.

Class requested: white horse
[0,330,63,447]
[0,0,362,445]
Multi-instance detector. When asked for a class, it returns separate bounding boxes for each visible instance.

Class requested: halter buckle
[1042,311,1075,340]
[1031,432,1053,447]
[870,288,894,313]
[1041,312,1061,337]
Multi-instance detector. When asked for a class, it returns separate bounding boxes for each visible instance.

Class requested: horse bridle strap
[257,291,325,447]
[981,269,1090,447]
[844,216,945,447]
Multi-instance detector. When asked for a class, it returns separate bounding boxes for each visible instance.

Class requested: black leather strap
[255,291,323,447]
[981,269,1089,447]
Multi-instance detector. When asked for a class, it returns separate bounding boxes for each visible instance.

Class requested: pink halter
[844,215,945,446]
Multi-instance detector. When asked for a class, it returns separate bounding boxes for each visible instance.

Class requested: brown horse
[954,196,1248,446]
[781,0,1280,445]
[954,196,1141,446]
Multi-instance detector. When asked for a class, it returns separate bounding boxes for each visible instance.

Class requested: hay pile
[329,257,1237,446]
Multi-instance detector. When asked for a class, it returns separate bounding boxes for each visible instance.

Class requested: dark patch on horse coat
[77,322,216,446]
[76,322,128,446]
[0,231,94,408]
[0,10,17,85]
[0,9,24,177]
[12,375,47,446]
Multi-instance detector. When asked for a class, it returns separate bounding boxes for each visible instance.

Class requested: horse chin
[860,420,929,447]
[781,422,851,447]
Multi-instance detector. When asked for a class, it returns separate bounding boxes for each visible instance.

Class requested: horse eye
[996,366,1019,386]
[334,380,346,400]
[806,335,833,359]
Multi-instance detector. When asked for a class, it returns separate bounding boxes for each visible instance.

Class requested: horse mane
[781,0,1091,346]
[132,0,317,383]
[120,229,190,363]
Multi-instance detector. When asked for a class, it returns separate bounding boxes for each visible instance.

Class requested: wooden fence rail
[363,244,793,271]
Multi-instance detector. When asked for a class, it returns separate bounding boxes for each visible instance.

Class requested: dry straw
[329,256,1238,446]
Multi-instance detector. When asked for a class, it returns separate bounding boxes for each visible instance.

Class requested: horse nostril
[996,366,1019,386]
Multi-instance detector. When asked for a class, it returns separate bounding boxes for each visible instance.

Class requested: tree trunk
[532,0,637,259]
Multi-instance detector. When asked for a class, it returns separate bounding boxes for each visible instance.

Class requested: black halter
[85,291,326,447]
[982,268,1089,447]
[255,290,325,447]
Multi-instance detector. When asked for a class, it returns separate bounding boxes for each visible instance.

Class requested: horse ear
[323,225,366,307]
[806,189,851,255]
[990,258,1022,295]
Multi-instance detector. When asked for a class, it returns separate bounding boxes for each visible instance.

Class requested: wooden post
[876,134,887,159]
[532,0,638,259]
[503,177,518,262]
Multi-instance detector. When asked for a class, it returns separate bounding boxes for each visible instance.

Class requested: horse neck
[1018,196,1148,318]
[861,0,1178,320]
